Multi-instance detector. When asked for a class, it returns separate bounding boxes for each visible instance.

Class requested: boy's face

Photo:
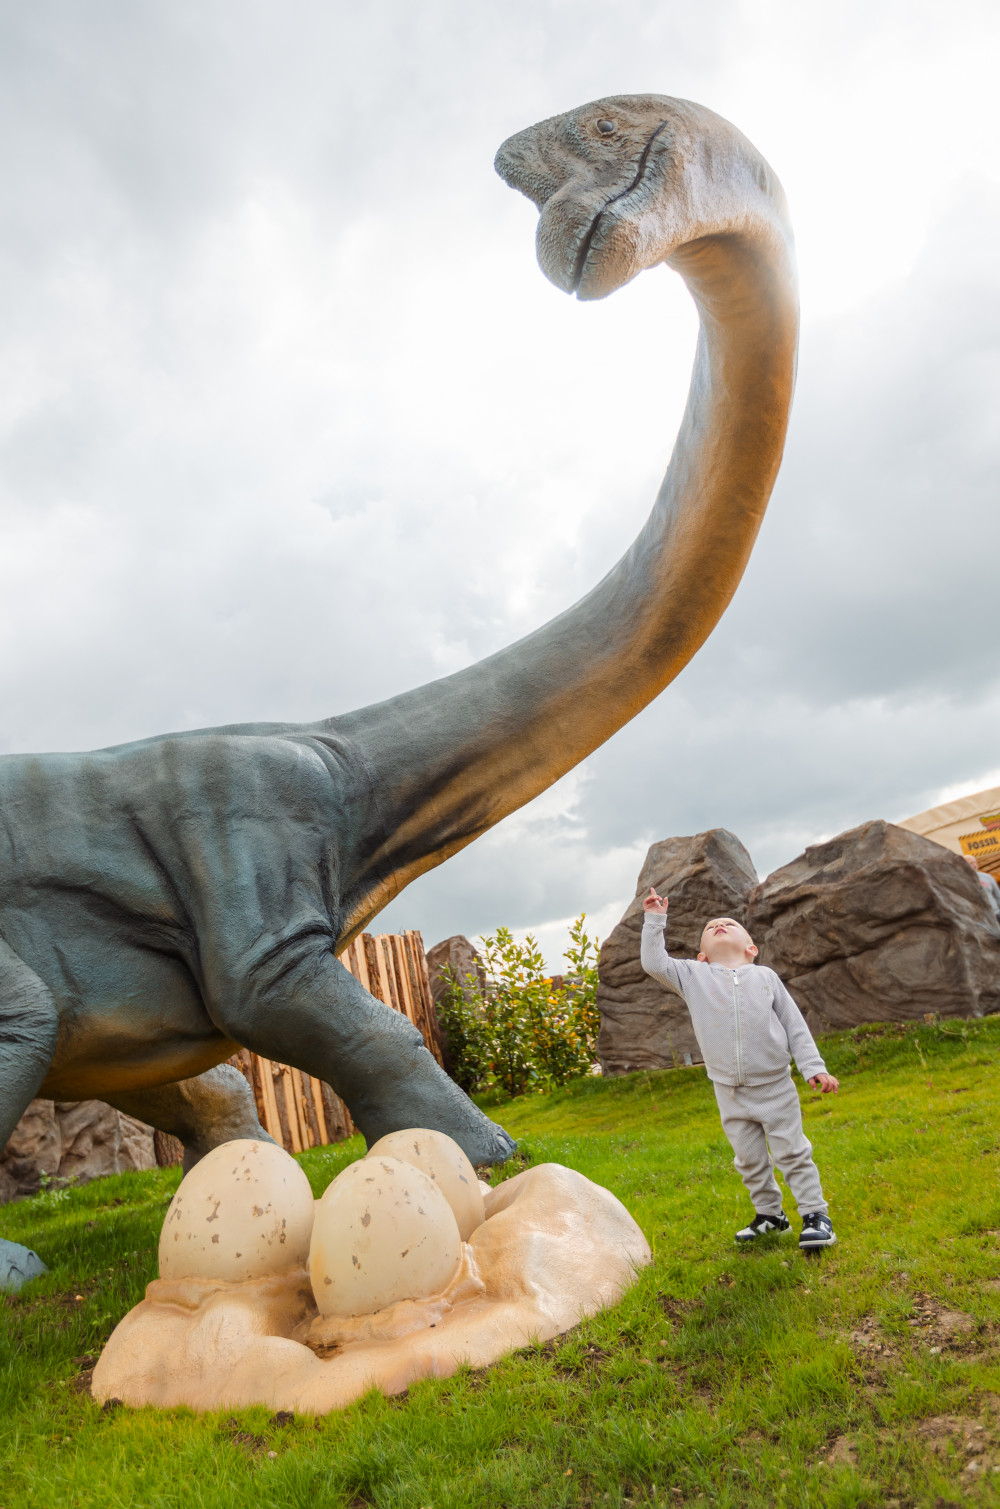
[697,917,758,965]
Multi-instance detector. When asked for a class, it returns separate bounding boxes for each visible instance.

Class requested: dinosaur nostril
[596,119,616,136]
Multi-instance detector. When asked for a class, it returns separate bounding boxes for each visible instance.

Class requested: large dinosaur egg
[310,1155,461,1316]
[159,1139,315,1283]
[365,1129,485,1240]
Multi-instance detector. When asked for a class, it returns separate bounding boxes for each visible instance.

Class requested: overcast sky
[2,1,998,967]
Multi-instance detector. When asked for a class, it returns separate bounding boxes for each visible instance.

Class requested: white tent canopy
[899,784,1000,878]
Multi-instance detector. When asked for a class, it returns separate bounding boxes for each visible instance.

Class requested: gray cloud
[1,1,998,964]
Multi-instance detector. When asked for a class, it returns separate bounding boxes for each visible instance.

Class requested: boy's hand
[808,1073,839,1094]
[642,887,668,915]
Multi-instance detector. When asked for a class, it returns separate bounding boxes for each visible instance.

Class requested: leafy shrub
[437,914,601,1097]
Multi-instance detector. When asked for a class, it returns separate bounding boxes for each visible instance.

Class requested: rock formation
[747,820,1000,1031]
[597,830,758,1075]
[426,935,488,1078]
[0,1100,155,1205]
[426,936,487,1006]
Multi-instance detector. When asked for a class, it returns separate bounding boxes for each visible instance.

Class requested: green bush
[437,914,601,1097]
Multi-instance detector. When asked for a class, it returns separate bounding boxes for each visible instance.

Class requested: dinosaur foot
[378,1100,516,1170]
[399,1066,517,1168]
[353,1047,517,1169]
[0,1237,48,1293]
[463,1117,517,1169]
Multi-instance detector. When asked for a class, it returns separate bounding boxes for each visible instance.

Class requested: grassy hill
[4,1014,1000,1508]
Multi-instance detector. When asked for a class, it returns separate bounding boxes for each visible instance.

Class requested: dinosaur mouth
[570,118,671,297]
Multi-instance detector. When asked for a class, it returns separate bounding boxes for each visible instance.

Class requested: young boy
[640,888,838,1248]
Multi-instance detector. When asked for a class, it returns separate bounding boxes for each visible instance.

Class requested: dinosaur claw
[484,1123,517,1165]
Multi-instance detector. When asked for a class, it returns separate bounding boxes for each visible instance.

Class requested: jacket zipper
[732,969,744,1085]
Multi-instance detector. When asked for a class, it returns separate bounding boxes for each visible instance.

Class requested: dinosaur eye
[596,119,616,135]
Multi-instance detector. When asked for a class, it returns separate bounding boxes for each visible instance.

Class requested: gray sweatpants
[714,1074,827,1217]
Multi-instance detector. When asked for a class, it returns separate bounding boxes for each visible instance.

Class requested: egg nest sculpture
[92,1132,651,1414]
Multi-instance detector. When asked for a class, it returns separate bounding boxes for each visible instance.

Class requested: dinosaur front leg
[104,1064,275,1173]
[0,940,61,1292]
[208,950,515,1168]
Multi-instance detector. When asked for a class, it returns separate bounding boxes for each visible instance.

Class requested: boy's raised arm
[640,890,684,991]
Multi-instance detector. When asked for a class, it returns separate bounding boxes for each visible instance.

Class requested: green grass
[4,1016,1000,1507]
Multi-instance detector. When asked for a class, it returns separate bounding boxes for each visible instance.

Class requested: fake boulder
[425,935,487,1078]
[747,820,1000,1030]
[0,1099,155,1205]
[92,1134,650,1413]
[597,829,758,1075]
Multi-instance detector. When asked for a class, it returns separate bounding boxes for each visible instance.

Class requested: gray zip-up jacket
[640,912,827,1087]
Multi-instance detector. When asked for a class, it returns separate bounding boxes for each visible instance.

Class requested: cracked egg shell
[365,1128,485,1240]
[310,1154,461,1317]
[158,1138,314,1282]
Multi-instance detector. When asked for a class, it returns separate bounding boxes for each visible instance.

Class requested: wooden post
[307,1075,330,1144]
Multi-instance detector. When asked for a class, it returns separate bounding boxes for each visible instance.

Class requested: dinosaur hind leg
[0,940,60,1291]
[105,1064,275,1173]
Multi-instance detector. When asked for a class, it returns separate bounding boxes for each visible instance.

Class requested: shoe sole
[735,1228,792,1242]
[799,1234,837,1249]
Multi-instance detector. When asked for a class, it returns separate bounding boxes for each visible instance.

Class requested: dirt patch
[845,1295,982,1363]
[907,1293,979,1352]
[914,1414,999,1483]
[844,1312,899,1361]
[825,1435,858,1467]
[658,1292,703,1321]
[917,1415,988,1453]
[220,1416,270,1454]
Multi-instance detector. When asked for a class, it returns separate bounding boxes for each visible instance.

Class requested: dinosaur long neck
[327,225,797,934]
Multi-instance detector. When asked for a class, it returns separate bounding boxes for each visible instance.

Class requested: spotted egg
[365,1128,485,1240]
[309,1154,462,1317]
[158,1138,315,1282]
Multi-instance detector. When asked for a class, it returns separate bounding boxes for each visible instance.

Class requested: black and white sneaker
[735,1211,791,1242]
[799,1212,836,1249]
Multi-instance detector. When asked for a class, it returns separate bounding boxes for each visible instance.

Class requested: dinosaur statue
[0,93,797,1289]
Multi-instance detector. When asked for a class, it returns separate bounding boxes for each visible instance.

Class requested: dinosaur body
[2,728,350,1100]
[0,94,798,1287]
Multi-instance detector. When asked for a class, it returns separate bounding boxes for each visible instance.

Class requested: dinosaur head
[495,93,786,304]
[495,94,684,301]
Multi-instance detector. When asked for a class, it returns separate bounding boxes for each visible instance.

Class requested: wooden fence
[155,929,441,1164]
[337,930,444,1064]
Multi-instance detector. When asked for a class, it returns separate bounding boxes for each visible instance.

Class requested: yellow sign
[959,829,1000,861]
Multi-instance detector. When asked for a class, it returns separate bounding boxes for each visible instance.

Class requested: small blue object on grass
[0,1237,48,1292]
